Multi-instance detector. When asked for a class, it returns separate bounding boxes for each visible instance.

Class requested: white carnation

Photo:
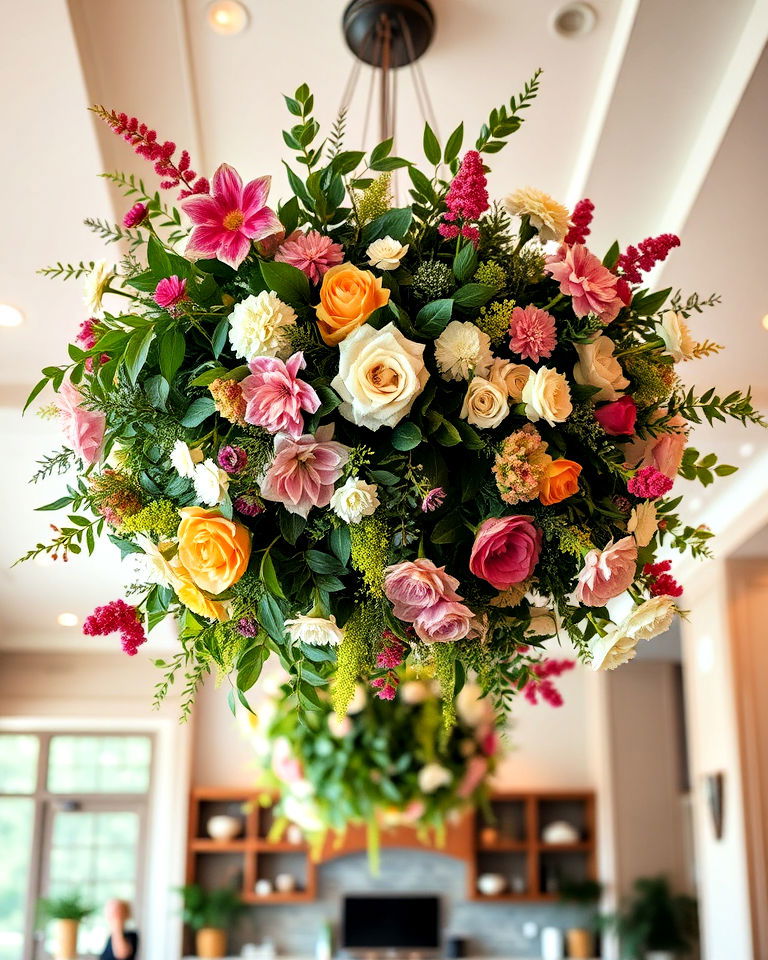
[418,763,452,794]
[123,534,182,590]
[330,476,380,524]
[590,596,676,670]
[656,310,695,363]
[366,235,409,270]
[623,595,676,640]
[228,290,297,361]
[82,259,113,316]
[434,320,493,381]
[192,459,230,506]
[284,614,344,646]
[170,440,204,479]
[589,626,639,671]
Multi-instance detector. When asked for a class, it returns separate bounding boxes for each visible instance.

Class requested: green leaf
[146,235,172,278]
[415,298,453,336]
[260,260,311,305]
[23,375,50,414]
[453,243,478,283]
[632,287,672,317]
[423,122,441,165]
[391,421,423,451]
[361,207,413,245]
[602,240,620,270]
[259,594,285,643]
[124,327,156,384]
[714,463,738,477]
[369,469,400,486]
[431,511,465,544]
[159,329,186,382]
[453,419,484,450]
[305,550,346,575]
[36,496,73,512]
[211,318,229,358]
[180,396,216,427]
[107,534,144,558]
[443,122,464,163]
[144,374,169,411]
[260,550,287,599]
[434,419,462,446]
[329,526,351,566]
[237,645,268,692]
[279,510,306,545]
[369,138,393,166]
[453,283,496,309]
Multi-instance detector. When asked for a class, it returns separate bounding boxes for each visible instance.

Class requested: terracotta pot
[196,927,228,959]
[566,927,592,959]
[54,918,79,960]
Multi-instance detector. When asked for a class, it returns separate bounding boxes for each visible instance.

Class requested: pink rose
[594,396,637,436]
[623,413,687,480]
[383,558,462,621]
[412,598,475,643]
[469,515,542,590]
[574,536,637,606]
[240,351,320,439]
[56,379,105,465]
[260,425,349,518]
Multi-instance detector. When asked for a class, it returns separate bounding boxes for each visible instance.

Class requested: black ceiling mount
[343,0,435,68]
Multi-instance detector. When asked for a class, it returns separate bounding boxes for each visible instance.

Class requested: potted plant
[558,880,603,959]
[37,892,94,960]
[178,883,244,958]
[603,876,698,960]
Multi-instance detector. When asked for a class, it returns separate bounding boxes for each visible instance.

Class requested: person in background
[100,899,139,960]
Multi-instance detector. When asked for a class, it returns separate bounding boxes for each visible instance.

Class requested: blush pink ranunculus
[259,425,349,518]
[623,413,688,480]
[594,395,637,436]
[412,598,476,644]
[240,351,320,439]
[469,515,542,590]
[181,163,281,269]
[545,243,624,323]
[574,536,638,606]
[56,379,105,465]
[383,558,462,621]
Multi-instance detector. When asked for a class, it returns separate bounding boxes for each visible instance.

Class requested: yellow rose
[171,557,231,622]
[315,263,390,346]
[177,507,251,595]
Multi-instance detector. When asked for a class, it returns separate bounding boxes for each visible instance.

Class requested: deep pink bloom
[274,230,344,284]
[619,233,680,284]
[259,425,349,518]
[371,678,397,701]
[421,487,446,513]
[508,305,557,362]
[181,163,281,268]
[644,560,683,598]
[56,380,105,465]
[574,536,637,606]
[240,351,320,439]
[123,202,148,228]
[594,396,637,436]
[153,276,188,311]
[233,493,265,517]
[412,598,475,643]
[545,243,624,323]
[83,599,146,656]
[383,558,462,621]
[523,658,575,707]
[627,465,674,499]
[376,639,405,670]
[76,319,109,370]
[469,515,542,590]
[564,198,594,246]
[217,445,248,474]
[439,150,488,243]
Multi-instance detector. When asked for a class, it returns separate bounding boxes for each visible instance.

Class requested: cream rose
[627,501,658,547]
[330,476,380,523]
[521,366,573,426]
[489,359,532,402]
[284,614,344,646]
[656,310,695,362]
[192,459,230,506]
[460,376,509,429]
[573,336,629,402]
[331,322,428,430]
[417,763,452,793]
[366,236,409,270]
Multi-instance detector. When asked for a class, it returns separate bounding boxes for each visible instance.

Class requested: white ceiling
[1,0,767,648]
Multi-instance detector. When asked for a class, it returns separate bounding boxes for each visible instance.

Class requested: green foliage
[602,876,697,958]
[176,884,243,931]
[37,892,94,923]
[475,69,542,153]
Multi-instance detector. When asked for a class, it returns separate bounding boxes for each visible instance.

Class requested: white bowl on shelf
[541,820,579,844]
[206,814,242,841]
[477,873,506,896]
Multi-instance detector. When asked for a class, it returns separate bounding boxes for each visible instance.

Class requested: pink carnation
[469,515,542,590]
[508,305,557,362]
[123,202,148,228]
[545,243,623,323]
[274,230,344,284]
[412,598,475,644]
[240,351,320,439]
[574,536,637,606]
[383,558,462,621]
[627,465,674,499]
[259,425,349,518]
[153,275,188,312]
[56,380,105,465]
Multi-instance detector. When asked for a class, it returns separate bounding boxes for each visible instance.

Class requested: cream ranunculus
[192,459,230,506]
[489,359,532,402]
[82,259,113,316]
[284,614,344,646]
[460,376,509,429]
[331,322,428,431]
[521,366,573,426]
[330,476,380,524]
[170,439,204,479]
[417,762,452,793]
[504,187,571,243]
[589,626,640,671]
[627,501,658,547]
[434,320,493,381]
[656,310,695,363]
[573,336,629,402]
[228,290,297,361]
[622,595,676,640]
[366,236,409,270]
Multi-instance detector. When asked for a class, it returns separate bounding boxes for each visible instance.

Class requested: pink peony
[153,275,188,311]
[469,515,542,590]
[181,163,281,269]
[383,558,462,621]
[594,396,637,436]
[56,380,105,465]
[574,536,637,606]
[545,243,624,323]
[274,230,344,284]
[624,413,687,480]
[412,598,475,644]
[240,351,320,439]
[508,305,557,362]
[259,425,349,518]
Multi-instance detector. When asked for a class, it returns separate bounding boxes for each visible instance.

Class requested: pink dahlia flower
[274,230,344,284]
[545,243,624,323]
[240,351,320,439]
[56,379,105,465]
[574,536,637,606]
[260,425,349,518]
[383,558,462,621]
[181,163,281,269]
[153,275,188,312]
[508,305,557,362]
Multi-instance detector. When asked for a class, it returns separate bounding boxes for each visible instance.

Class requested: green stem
[542,293,564,312]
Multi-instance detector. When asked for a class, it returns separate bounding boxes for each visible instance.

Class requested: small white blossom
[366,235,409,270]
[330,476,380,524]
[284,614,344,646]
[170,440,204,480]
[192,459,230,506]
[434,320,493,381]
[656,310,695,363]
[228,290,297,361]
[417,763,452,794]
[82,259,113,316]
[123,534,182,590]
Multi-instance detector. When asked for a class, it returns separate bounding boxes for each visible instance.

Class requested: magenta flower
[123,202,148,228]
[181,163,281,269]
[274,230,344,284]
[240,352,320,439]
[421,487,446,513]
[260,425,350,518]
[545,243,623,323]
[508,305,557,363]
[439,150,489,243]
[627,465,674,499]
[153,276,188,312]
[217,445,248,474]
[82,599,146,656]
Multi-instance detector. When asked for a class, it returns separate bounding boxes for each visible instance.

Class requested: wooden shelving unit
[186,787,596,905]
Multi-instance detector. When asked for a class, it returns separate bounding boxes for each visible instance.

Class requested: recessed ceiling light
[739,442,755,458]
[762,314,768,331]
[0,304,24,327]
[206,0,249,35]
[57,612,79,627]
[551,3,597,38]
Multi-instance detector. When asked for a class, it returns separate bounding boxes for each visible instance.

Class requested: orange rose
[171,557,231,622]
[539,458,582,506]
[315,263,390,346]
[177,507,251,595]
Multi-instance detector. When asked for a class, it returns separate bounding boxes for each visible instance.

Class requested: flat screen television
[341,895,440,955]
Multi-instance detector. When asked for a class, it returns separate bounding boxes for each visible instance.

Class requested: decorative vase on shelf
[566,927,592,959]
[206,814,242,841]
[196,926,227,958]
[540,926,565,960]
[53,918,79,960]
